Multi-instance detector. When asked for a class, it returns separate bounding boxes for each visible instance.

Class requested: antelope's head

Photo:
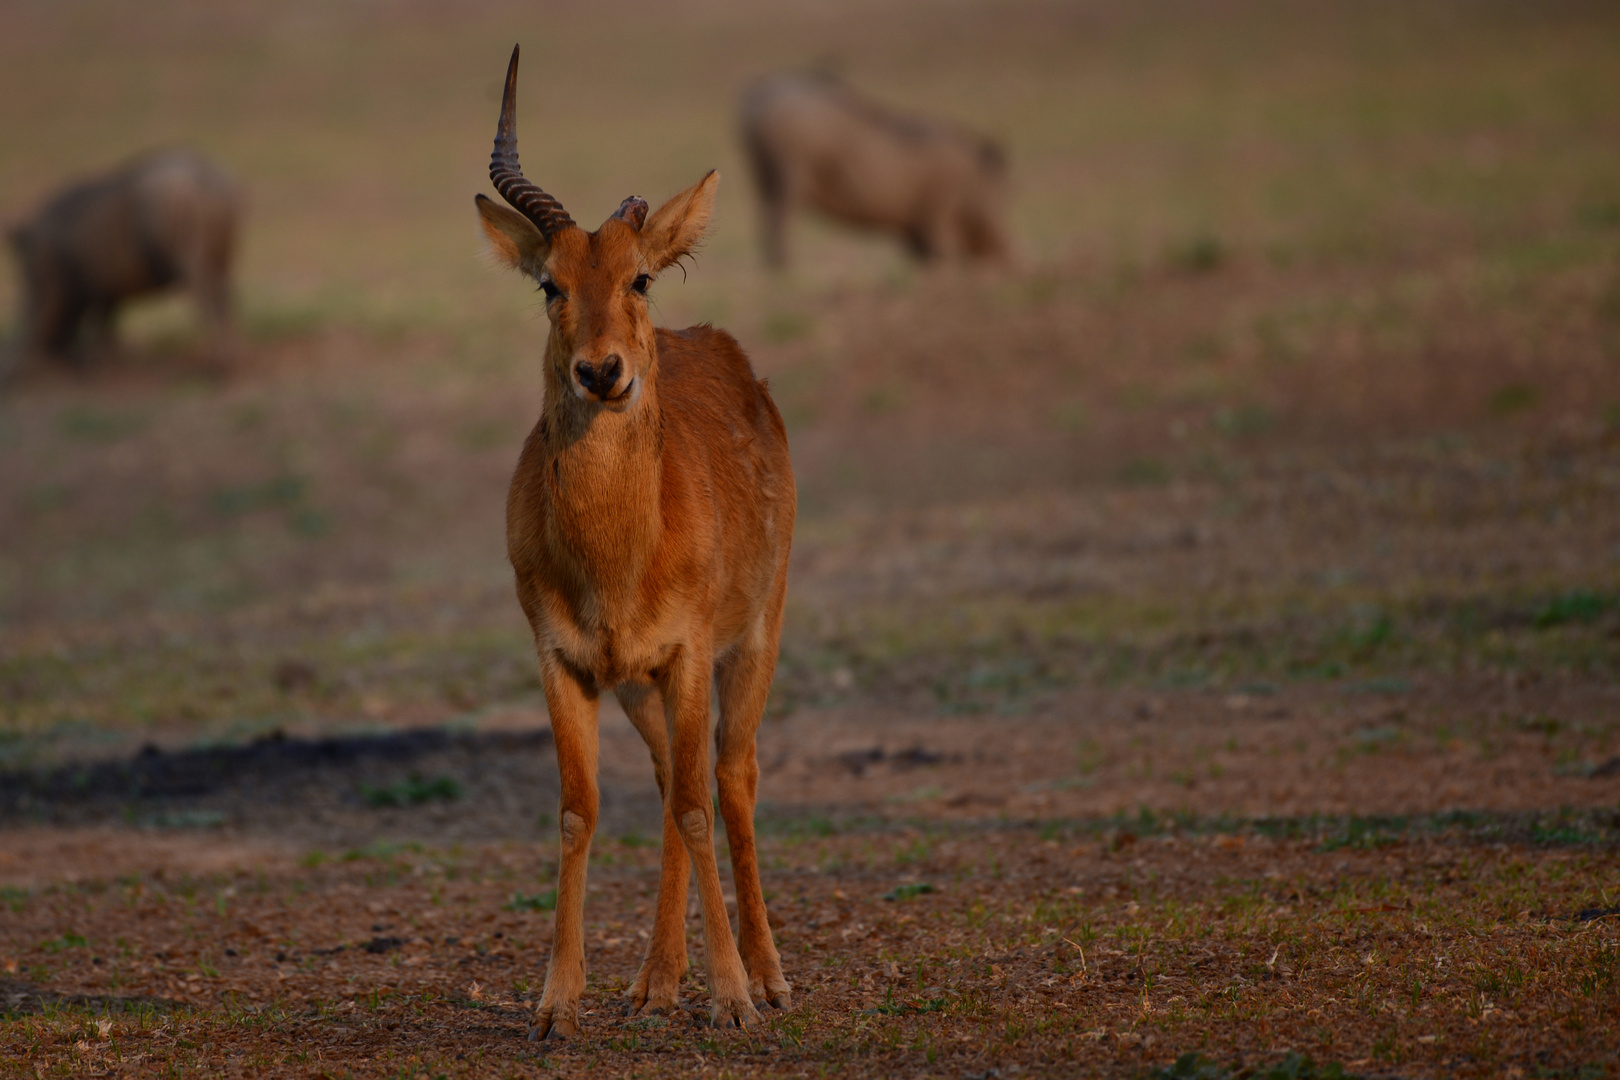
[476,45,716,412]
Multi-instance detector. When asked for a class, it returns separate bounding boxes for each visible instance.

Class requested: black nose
[574,355,623,397]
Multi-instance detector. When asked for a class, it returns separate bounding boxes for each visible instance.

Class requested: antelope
[474,46,795,1036]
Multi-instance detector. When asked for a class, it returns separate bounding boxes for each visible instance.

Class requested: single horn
[490,45,574,236]
[612,196,649,231]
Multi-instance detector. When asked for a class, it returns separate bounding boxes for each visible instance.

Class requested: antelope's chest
[533,580,682,690]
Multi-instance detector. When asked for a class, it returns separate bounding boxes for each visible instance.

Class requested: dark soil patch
[0,726,662,850]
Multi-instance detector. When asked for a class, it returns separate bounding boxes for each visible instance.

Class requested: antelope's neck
[539,366,664,593]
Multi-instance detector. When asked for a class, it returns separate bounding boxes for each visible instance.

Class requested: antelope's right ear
[476,194,549,277]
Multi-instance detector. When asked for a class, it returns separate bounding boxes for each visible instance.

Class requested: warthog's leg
[191,244,236,367]
[616,682,691,1016]
[744,129,789,268]
[176,223,238,368]
[661,641,758,1029]
[194,274,236,366]
[531,656,600,1040]
[77,301,117,368]
[919,196,964,262]
[761,192,789,269]
[715,622,791,1010]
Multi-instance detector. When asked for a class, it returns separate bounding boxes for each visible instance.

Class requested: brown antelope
[474,46,795,1036]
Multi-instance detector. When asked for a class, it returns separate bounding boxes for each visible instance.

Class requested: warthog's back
[740,73,1007,261]
[30,150,239,298]
[128,151,240,263]
[743,74,968,226]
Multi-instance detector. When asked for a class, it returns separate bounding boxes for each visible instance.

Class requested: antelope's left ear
[639,170,718,273]
[476,194,550,279]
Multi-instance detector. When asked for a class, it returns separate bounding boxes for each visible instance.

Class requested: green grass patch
[1534,590,1612,628]
[39,932,89,954]
[1487,382,1540,416]
[1167,234,1227,274]
[1147,1051,1360,1080]
[762,311,813,344]
[360,774,462,808]
[1214,404,1275,438]
[882,882,938,902]
[504,889,557,913]
[54,407,146,444]
[207,475,308,517]
[1117,458,1172,486]
[771,577,1620,718]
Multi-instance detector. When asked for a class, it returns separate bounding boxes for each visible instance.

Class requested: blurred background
[2,0,1619,805]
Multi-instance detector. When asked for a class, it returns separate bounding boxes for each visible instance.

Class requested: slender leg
[194,274,237,369]
[62,300,95,370]
[660,642,758,1028]
[81,302,116,364]
[762,194,788,269]
[744,133,788,269]
[715,603,791,1009]
[921,199,958,262]
[616,682,690,1015]
[531,654,600,1040]
[182,232,238,370]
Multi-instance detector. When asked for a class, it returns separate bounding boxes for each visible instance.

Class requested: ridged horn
[489,45,574,236]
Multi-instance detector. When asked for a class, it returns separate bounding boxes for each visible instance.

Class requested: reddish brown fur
[478,160,794,1035]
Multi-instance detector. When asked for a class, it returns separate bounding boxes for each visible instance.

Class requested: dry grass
[1,827,1617,1078]
[4,0,1620,1076]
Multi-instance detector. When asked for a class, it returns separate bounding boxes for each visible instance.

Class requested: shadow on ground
[0,727,657,849]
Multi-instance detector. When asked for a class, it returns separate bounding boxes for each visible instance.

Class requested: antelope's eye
[539,280,562,302]
[631,274,652,296]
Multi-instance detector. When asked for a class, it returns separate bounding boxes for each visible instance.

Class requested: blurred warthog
[740,72,1009,267]
[5,150,241,376]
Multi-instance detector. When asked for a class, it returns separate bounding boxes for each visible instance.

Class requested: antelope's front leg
[532,656,600,1040]
[662,645,759,1029]
[616,684,690,1015]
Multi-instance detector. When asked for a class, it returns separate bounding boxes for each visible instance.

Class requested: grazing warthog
[740,72,1009,266]
[5,150,241,375]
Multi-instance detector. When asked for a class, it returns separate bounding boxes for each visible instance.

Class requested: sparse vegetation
[1147,1052,1359,1080]
[503,888,558,913]
[360,774,463,808]
[881,882,937,901]
[0,824,1616,1076]
[3,0,1620,1075]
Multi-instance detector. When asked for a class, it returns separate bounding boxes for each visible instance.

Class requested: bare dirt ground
[4,0,1620,1077]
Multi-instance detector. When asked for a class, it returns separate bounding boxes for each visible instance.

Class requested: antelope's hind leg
[616,684,691,1015]
[715,639,791,1010]
[662,644,759,1029]
[530,659,600,1040]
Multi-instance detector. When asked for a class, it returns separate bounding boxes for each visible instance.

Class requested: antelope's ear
[476,194,549,277]
[639,170,718,273]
